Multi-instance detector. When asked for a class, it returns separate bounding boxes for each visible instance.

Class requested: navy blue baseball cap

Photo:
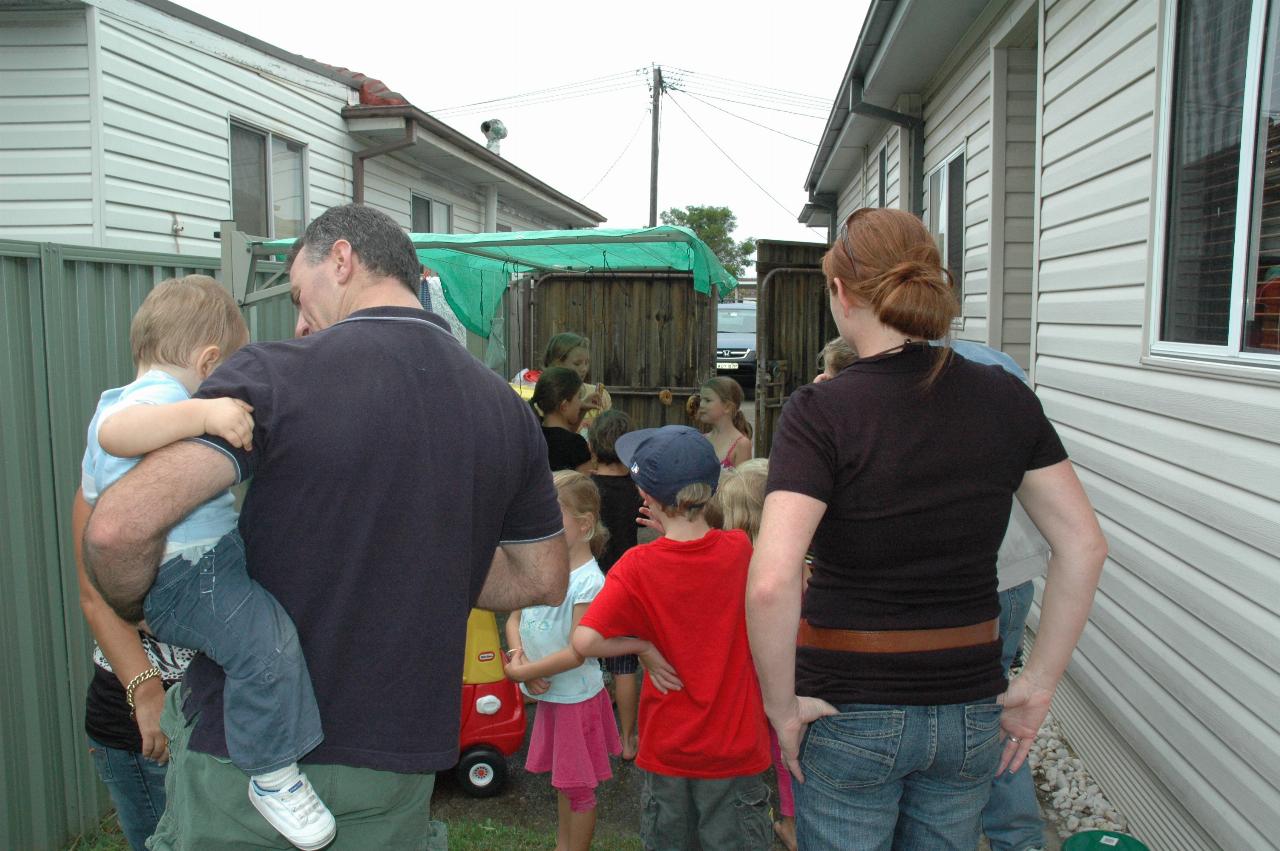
[615,425,721,507]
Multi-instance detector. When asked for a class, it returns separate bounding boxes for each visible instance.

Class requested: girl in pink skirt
[504,470,621,851]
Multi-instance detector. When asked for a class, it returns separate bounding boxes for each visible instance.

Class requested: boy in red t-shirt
[573,425,772,850]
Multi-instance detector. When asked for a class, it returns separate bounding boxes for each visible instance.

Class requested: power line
[582,108,650,200]
[438,81,645,116]
[665,90,806,225]
[666,85,817,145]
[663,72,829,112]
[431,69,644,114]
[665,87,827,119]
[663,66,830,106]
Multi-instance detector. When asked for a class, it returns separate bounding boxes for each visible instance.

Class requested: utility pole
[648,65,663,227]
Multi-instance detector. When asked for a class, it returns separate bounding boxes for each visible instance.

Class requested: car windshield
[718,307,756,334]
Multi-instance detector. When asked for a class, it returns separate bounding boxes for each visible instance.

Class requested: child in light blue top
[504,470,619,851]
[83,369,242,549]
[80,276,335,850]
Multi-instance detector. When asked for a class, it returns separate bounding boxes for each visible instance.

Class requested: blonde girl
[699,376,752,469]
[715,459,797,850]
[504,472,621,851]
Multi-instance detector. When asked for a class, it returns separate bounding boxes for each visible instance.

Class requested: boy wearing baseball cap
[572,426,772,850]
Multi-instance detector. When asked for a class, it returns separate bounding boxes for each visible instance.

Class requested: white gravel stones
[1028,711,1128,839]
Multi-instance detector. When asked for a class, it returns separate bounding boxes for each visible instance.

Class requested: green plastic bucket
[1061,830,1150,851]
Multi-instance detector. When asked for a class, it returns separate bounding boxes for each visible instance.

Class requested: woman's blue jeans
[795,698,1004,850]
[87,736,167,851]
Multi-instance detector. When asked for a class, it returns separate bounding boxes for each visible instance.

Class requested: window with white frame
[926,148,965,298]
[1157,0,1280,361]
[411,194,452,233]
[229,122,305,238]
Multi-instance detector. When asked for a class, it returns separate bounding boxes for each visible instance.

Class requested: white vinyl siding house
[0,11,94,243]
[800,1,1280,848]
[0,0,601,256]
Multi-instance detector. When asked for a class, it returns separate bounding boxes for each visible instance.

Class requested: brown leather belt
[797,618,999,654]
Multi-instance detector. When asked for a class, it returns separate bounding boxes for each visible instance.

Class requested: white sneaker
[248,774,336,850]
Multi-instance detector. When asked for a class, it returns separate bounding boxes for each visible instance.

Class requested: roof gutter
[343,104,605,225]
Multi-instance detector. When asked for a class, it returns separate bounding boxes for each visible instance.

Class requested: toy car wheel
[456,746,507,797]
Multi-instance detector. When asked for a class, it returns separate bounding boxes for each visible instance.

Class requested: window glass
[412,195,432,232]
[1246,4,1280,352]
[878,147,887,208]
[230,124,268,237]
[717,307,756,333]
[272,137,305,238]
[947,155,966,291]
[432,200,452,234]
[1161,0,1253,345]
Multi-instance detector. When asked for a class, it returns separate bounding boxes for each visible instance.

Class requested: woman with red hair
[746,207,1106,850]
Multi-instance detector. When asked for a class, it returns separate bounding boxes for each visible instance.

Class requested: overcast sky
[179,0,871,270]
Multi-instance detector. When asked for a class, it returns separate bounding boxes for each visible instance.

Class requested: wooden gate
[755,240,834,456]
[528,272,715,430]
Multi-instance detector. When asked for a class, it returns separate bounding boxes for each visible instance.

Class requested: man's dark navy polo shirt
[189,306,562,773]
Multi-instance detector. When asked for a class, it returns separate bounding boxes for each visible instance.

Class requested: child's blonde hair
[130,275,248,369]
[715,458,768,542]
[657,482,716,522]
[818,336,857,374]
[553,470,609,558]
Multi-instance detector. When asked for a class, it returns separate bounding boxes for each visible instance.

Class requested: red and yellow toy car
[453,609,526,796]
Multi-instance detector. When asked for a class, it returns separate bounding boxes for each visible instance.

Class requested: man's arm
[476,534,569,612]
[84,440,237,623]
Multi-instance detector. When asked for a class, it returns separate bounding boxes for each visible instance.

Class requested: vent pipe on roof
[481,119,507,155]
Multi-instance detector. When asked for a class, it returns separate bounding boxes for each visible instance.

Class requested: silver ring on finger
[1008,735,1021,744]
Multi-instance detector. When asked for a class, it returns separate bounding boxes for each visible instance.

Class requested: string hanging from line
[582,108,652,200]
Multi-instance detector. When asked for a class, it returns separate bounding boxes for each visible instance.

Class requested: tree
[659,205,756,278]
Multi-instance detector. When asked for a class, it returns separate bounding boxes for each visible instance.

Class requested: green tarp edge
[258,226,738,338]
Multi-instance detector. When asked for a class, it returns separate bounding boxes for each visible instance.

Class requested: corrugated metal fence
[0,239,292,850]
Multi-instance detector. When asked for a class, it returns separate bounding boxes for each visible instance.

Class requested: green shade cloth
[259,226,738,338]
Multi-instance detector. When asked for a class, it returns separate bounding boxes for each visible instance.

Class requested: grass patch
[67,811,644,851]
[64,812,127,851]
[446,817,643,850]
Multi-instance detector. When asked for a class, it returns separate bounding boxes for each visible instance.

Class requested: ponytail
[823,208,962,390]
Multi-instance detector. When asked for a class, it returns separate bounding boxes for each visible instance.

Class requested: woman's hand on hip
[997,673,1054,774]
[769,695,838,784]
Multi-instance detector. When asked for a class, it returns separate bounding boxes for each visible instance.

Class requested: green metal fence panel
[1,239,294,849]
[0,242,102,849]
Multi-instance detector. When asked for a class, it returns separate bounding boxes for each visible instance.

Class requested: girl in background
[586,410,644,760]
[532,367,593,473]
[504,471,620,851]
[716,459,797,851]
[514,332,611,430]
[698,376,752,469]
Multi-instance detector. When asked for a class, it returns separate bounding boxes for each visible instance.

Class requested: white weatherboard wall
[1030,1,1280,849]
[2,0,581,256]
[93,0,354,254]
[0,11,93,243]
[992,46,1036,370]
[924,33,995,347]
